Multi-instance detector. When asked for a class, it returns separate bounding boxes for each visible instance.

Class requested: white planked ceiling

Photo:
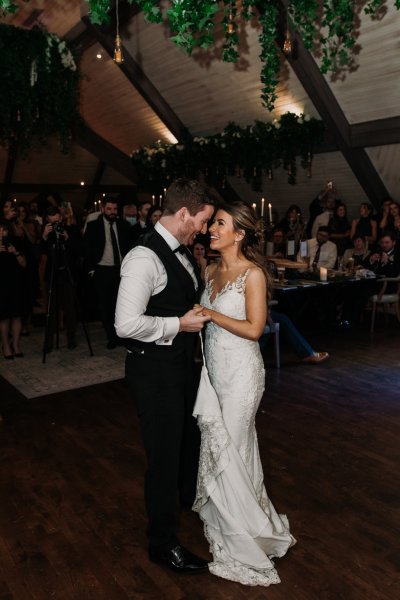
[1,1,400,209]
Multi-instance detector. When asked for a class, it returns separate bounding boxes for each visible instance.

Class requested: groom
[115,179,215,573]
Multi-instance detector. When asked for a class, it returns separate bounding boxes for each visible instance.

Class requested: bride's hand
[193,304,211,318]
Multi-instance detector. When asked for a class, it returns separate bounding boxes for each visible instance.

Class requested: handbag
[193,332,221,418]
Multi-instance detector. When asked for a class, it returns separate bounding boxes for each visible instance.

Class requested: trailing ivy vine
[130,113,324,189]
[0,24,79,156]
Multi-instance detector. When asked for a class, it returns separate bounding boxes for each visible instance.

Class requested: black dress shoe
[149,544,208,574]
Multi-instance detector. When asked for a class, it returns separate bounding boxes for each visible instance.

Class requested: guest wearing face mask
[122,203,138,227]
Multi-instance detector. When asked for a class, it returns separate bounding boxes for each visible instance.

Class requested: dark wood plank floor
[1,324,399,600]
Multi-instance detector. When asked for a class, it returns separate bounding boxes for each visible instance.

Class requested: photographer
[41,206,79,351]
[0,220,26,359]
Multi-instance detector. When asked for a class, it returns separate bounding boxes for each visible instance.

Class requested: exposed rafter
[276,5,389,208]
[350,117,400,149]
[81,15,191,144]
[86,160,106,208]
[74,121,136,182]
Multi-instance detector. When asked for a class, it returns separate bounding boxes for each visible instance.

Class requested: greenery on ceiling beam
[130,112,324,188]
[1,1,399,111]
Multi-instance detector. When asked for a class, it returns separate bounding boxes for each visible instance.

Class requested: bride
[193,200,296,586]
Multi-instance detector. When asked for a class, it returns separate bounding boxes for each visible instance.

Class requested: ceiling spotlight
[96,52,102,59]
[80,181,85,186]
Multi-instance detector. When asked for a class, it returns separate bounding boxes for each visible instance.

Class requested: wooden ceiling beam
[81,15,191,144]
[0,183,135,194]
[86,160,107,208]
[275,4,389,208]
[74,121,136,182]
[350,117,400,148]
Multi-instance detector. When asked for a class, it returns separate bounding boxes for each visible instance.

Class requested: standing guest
[379,201,400,241]
[0,220,27,359]
[115,179,214,573]
[130,199,152,245]
[146,205,163,229]
[84,197,132,349]
[122,202,138,227]
[277,205,305,241]
[307,181,340,237]
[28,199,43,226]
[298,226,337,269]
[350,202,377,244]
[195,201,295,586]
[191,239,208,279]
[311,194,337,238]
[329,203,351,257]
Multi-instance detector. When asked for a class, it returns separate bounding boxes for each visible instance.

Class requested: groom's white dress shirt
[115,221,197,346]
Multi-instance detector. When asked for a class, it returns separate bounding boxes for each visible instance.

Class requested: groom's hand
[179,308,211,332]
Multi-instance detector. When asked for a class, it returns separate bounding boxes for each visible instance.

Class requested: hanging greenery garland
[1,0,394,112]
[0,24,79,156]
[130,112,324,189]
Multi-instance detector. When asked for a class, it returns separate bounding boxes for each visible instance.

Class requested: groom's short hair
[163,178,215,216]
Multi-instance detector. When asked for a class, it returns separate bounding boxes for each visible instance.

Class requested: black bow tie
[174,245,187,255]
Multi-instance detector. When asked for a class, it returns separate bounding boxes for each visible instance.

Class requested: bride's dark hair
[218,200,272,295]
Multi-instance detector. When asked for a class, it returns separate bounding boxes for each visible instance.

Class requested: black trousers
[93,266,120,343]
[125,349,200,551]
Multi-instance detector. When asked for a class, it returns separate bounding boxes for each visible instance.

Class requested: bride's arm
[199,268,267,341]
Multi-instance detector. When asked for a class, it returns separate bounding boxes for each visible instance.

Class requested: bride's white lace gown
[193,268,296,586]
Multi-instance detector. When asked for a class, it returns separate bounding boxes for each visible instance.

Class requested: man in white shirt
[299,226,337,269]
[311,195,336,238]
[115,179,214,574]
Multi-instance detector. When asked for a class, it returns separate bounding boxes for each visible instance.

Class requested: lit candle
[268,202,272,223]
[163,187,167,196]
[320,267,328,282]
[159,194,163,207]
[261,197,265,217]
[94,201,97,210]
[13,198,17,204]
[252,202,257,214]
[152,194,155,206]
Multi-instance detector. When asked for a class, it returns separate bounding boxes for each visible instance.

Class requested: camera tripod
[42,232,93,364]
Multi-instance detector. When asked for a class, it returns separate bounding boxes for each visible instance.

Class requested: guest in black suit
[84,197,132,348]
[115,179,215,574]
[130,199,152,246]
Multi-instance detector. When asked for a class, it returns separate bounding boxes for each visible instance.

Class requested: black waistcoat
[121,229,201,359]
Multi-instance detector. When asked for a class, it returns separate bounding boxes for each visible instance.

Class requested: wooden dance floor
[0,325,399,599]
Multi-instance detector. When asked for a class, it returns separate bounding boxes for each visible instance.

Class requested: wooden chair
[370,276,400,333]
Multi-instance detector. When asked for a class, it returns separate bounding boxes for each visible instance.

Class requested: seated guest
[259,310,329,364]
[271,228,286,258]
[130,199,152,245]
[298,226,337,270]
[350,202,377,244]
[343,235,370,268]
[311,194,338,238]
[340,231,400,327]
[329,203,351,257]
[378,200,400,234]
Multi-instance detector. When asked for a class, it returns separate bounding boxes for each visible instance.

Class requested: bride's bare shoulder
[206,262,219,277]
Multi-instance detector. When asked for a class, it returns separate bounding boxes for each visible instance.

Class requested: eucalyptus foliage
[131,113,324,188]
[0,24,79,155]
